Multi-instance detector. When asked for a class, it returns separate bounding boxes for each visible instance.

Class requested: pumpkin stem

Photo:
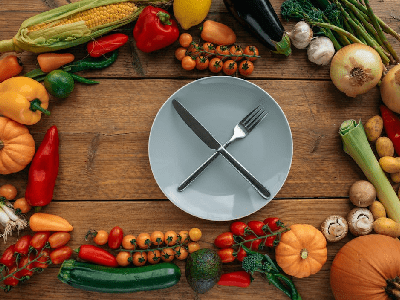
[0,140,3,151]
[300,248,308,259]
[386,277,400,299]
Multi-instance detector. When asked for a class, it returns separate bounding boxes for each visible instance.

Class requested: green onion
[340,120,400,222]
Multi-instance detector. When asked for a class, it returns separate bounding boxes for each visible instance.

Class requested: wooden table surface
[1,0,399,299]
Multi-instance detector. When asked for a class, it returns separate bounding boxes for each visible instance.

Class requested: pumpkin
[275,224,327,278]
[0,117,35,174]
[330,234,400,300]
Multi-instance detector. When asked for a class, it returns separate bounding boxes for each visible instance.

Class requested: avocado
[185,248,223,294]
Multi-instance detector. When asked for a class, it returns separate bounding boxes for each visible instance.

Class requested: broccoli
[241,253,265,274]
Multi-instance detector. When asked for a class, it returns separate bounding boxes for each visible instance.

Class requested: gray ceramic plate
[148,76,292,221]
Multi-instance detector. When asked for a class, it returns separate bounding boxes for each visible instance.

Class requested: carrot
[29,213,73,232]
[0,55,23,82]
[37,53,75,73]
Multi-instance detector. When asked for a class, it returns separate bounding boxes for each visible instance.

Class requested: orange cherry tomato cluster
[175,33,260,77]
[0,183,32,214]
[214,217,288,264]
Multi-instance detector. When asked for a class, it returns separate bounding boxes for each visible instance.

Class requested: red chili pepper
[133,6,179,53]
[25,126,59,209]
[15,235,32,256]
[380,105,400,156]
[77,244,118,267]
[217,271,252,288]
[108,226,124,249]
[0,244,16,268]
[87,33,129,58]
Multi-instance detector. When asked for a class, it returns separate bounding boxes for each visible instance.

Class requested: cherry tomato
[229,45,243,61]
[122,234,136,250]
[137,233,151,249]
[132,252,147,266]
[209,57,223,73]
[244,234,262,251]
[236,247,247,262]
[30,231,51,250]
[175,47,187,61]
[247,220,265,236]
[17,253,35,278]
[174,246,189,260]
[116,251,131,266]
[148,250,161,264]
[179,33,193,48]
[243,46,259,61]
[181,56,196,71]
[178,230,189,244]
[263,217,284,232]
[15,235,32,256]
[33,248,50,269]
[150,231,165,246]
[202,42,215,56]
[217,248,236,263]
[265,235,278,247]
[189,228,202,242]
[0,184,17,200]
[187,242,201,253]
[222,60,237,76]
[239,60,254,76]
[3,266,19,287]
[161,248,175,262]
[187,42,201,57]
[0,244,16,268]
[165,231,178,246]
[108,226,124,249]
[230,221,248,236]
[13,197,31,214]
[215,45,230,59]
[50,246,73,265]
[214,232,235,248]
[93,230,109,246]
[196,56,209,70]
[49,232,71,249]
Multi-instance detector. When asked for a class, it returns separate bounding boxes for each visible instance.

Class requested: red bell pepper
[25,126,59,210]
[380,105,400,156]
[87,33,129,57]
[217,271,252,288]
[76,245,118,267]
[133,6,179,53]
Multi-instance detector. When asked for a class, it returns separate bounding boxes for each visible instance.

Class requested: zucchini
[58,260,181,293]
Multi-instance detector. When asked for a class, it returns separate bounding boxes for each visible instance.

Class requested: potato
[369,201,386,219]
[391,172,400,183]
[364,115,383,142]
[373,217,400,237]
[379,156,400,173]
[376,137,394,157]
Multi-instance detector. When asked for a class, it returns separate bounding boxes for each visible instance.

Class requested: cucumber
[58,260,181,293]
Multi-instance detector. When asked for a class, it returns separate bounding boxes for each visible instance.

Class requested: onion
[380,64,400,113]
[330,43,383,98]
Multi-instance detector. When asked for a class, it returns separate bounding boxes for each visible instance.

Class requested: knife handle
[217,147,271,199]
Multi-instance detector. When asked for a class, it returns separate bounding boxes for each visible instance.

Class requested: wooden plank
[0,198,353,299]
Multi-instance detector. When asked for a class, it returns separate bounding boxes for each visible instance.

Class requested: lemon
[173,0,212,30]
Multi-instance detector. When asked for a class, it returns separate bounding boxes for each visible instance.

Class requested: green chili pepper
[70,73,99,84]
[63,50,119,73]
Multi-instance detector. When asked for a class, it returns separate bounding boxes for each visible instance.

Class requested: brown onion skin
[380,64,400,113]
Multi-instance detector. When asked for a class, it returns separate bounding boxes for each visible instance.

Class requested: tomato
[214,232,235,248]
[187,242,201,253]
[0,184,17,200]
[196,56,209,70]
[222,60,237,76]
[122,234,136,250]
[132,252,147,266]
[137,233,151,249]
[116,251,131,267]
[174,246,189,260]
[48,232,71,249]
[229,45,243,61]
[187,43,201,58]
[265,235,278,247]
[150,231,165,246]
[3,266,19,287]
[108,226,124,249]
[215,45,230,59]
[33,248,50,269]
[202,42,215,56]
[247,221,265,236]
[236,247,247,262]
[50,246,73,265]
[244,235,262,251]
[148,250,161,264]
[243,46,259,61]
[239,60,254,76]
[15,235,32,256]
[17,253,35,278]
[179,33,193,48]
[181,56,196,70]
[230,221,248,236]
[189,228,202,242]
[0,244,16,268]
[178,230,189,244]
[165,231,178,246]
[263,217,284,232]
[217,248,236,263]
[175,47,187,61]
[13,197,31,214]
[209,57,223,73]
[93,230,109,246]
[30,231,51,250]
[161,248,175,262]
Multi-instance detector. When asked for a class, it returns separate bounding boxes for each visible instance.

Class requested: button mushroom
[349,180,376,207]
[321,215,348,242]
[347,208,374,236]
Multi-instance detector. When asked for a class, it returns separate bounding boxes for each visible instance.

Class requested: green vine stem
[188,42,261,60]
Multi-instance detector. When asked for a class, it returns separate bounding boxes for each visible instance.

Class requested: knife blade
[172,99,270,199]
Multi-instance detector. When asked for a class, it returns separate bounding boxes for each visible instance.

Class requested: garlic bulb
[287,21,313,49]
[307,37,335,66]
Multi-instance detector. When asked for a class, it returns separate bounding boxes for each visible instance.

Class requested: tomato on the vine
[132,252,147,266]
[148,250,161,264]
[244,234,262,250]
[217,248,236,263]
[150,231,165,246]
[230,221,248,236]
[137,233,151,249]
[17,253,35,278]
[229,45,243,61]
[214,232,235,249]
[265,235,278,247]
[247,220,265,236]
[182,56,196,71]
[174,246,189,260]
[15,235,32,256]
[122,234,136,250]
[161,248,175,262]
[215,45,230,59]
[202,42,215,56]
[263,217,284,232]
[108,226,123,249]
[34,248,50,269]
[196,56,209,70]
[116,251,131,267]
[179,33,192,48]
[222,60,237,76]
[50,246,73,265]
[93,230,108,246]
[3,266,20,287]
[236,247,247,262]
[165,230,178,246]
[0,244,16,268]
[175,47,187,61]
[30,232,50,250]
[48,232,71,249]
[209,57,223,73]
[239,60,254,76]
[243,46,259,61]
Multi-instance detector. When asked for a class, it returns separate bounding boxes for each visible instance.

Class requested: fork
[178,105,269,191]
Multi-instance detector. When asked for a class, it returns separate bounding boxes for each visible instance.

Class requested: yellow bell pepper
[0,77,50,125]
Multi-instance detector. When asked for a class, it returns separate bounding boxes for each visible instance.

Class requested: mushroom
[321,215,348,242]
[347,208,374,236]
[349,180,376,207]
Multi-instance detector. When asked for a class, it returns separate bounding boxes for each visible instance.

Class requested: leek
[340,119,400,223]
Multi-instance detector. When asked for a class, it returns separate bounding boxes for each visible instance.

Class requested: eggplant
[223,0,291,56]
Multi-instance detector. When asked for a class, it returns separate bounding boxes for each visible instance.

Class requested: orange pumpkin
[275,224,327,278]
[330,234,400,300]
[0,117,35,174]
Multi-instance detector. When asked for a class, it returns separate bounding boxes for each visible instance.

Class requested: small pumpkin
[330,234,400,300]
[275,224,327,278]
[0,117,35,174]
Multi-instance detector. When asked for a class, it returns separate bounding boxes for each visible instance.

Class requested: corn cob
[0,0,172,53]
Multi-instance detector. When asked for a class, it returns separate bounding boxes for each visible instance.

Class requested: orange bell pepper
[0,77,50,125]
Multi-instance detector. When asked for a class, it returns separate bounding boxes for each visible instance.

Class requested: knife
[172,99,270,199]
